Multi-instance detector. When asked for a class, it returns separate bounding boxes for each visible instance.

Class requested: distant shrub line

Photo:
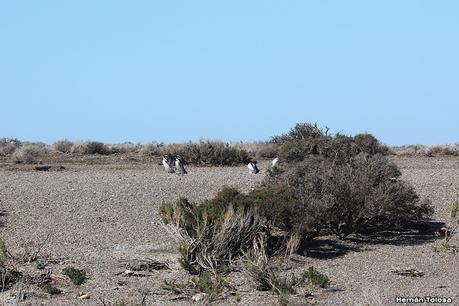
[0,138,270,166]
[2,133,457,165]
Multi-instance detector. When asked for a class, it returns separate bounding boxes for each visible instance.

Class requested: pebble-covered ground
[0,157,458,305]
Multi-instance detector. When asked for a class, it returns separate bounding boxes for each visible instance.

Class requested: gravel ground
[0,157,458,305]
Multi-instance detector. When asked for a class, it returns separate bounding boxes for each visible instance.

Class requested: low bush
[392,144,459,157]
[40,283,62,295]
[244,236,329,306]
[161,140,250,166]
[62,267,87,285]
[140,141,163,156]
[162,272,229,302]
[302,266,330,288]
[160,192,264,274]
[53,139,74,153]
[71,141,110,155]
[0,138,21,156]
[13,143,48,164]
[230,141,279,159]
[107,142,140,154]
[426,145,459,157]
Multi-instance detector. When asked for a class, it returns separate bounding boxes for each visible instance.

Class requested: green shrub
[191,272,227,296]
[62,267,87,285]
[0,239,7,264]
[302,266,330,288]
[40,283,62,295]
[160,192,264,274]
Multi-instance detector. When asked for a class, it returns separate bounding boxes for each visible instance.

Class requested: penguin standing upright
[162,155,175,173]
[175,155,187,175]
[248,161,259,174]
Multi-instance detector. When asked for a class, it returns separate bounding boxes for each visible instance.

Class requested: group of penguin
[162,155,279,175]
[162,155,187,175]
[247,157,279,174]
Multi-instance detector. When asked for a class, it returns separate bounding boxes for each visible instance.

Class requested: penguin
[162,155,175,173]
[271,157,279,168]
[248,161,259,174]
[175,155,187,175]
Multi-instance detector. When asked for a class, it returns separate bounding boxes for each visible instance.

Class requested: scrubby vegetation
[71,141,110,155]
[392,144,459,157]
[158,122,434,302]
[53,139,74,153]
[13,143,48,164]
[161,140,250,166]
[160,194,263,274]
[0,138,21,156]
[62,267,87,285]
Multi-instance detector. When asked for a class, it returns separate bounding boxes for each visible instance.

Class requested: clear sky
[1,1,458,145]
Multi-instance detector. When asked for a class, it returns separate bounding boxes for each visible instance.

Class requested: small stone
[78,293,90,299]
[192,293,207,302]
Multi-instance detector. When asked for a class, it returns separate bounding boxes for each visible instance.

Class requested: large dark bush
[266,123,432,240]
[276,124,389,164]
[271,153,432,238]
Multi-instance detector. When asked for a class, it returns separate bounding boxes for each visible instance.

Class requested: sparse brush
[0,238,7,264]
[191,272,227,297]
[162,272,229,302]
[62,267,87,285]
[40,283,62,295]
[243,236,296,296]
[0,265,23,291]
[71,141,110,155]
[302,266,330,288]
[160,194,264,274]
[13,144,48,164]
[107,142,140,154]
[140,141,163,156]
[285,233,301,259]
[53,139,74,153]
[0,138,21,156]
[450,200,459,219]
[229,141,279,159]
[161,280,191,295]
[161,140,250,166]
[426,145,459,157]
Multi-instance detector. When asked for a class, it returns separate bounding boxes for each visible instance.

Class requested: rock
[192,293,207,302]
[78,293,90,299]
[34,165,51,171]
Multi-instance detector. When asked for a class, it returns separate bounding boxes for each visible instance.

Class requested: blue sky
[1,1,458,145]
